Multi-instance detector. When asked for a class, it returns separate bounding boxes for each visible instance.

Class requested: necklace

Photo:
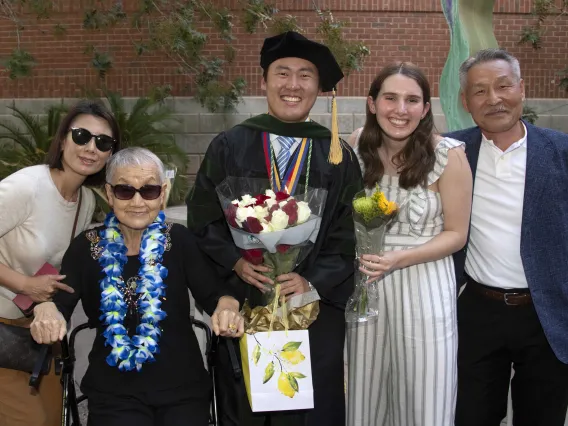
[97,211,168,372]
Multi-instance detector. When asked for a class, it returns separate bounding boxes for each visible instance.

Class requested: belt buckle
[504,292,520,306]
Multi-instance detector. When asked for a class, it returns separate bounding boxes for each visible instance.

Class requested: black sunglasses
[70,127,116,153]
[107,183,162,201]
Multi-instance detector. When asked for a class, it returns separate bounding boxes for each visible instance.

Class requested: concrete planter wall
[1,96,566,186]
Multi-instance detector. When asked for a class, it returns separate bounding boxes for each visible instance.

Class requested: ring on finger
[228,323,237,334]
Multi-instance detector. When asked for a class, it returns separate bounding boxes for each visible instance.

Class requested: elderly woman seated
[30,147,244,426]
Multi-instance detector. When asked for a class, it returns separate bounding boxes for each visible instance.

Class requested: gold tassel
[328,88,342,165]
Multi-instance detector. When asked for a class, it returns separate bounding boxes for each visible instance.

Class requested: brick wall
[0,1,566,99]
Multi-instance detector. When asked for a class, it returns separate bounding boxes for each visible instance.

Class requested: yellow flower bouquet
[346,187,401,323]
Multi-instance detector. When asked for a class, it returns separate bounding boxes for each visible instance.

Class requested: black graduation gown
[186,122,363,426]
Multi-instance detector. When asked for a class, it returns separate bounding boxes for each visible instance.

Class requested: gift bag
[240,330,313,412]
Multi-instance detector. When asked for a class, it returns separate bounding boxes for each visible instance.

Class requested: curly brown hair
[358,62,436,189]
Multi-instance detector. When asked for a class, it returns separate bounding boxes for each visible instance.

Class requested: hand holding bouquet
[217,177,327,328]
[228,189,314,293]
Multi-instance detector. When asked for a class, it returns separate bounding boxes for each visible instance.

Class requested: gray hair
[105,147,165,184]
[459,48,521,91]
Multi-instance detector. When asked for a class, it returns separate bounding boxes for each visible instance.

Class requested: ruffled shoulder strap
[427,137,465,186]
[352,127,365,174]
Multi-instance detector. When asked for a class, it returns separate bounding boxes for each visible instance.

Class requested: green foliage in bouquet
[261,248,301,284]
[352,187,398,224]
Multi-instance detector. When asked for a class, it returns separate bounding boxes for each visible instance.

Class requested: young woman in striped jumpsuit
[347,62,472,426]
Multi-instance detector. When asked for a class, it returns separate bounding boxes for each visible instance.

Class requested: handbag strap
[70,189,83,243]
[28,344,51,389]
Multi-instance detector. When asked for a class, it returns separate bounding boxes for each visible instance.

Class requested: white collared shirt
[465,122,529,289]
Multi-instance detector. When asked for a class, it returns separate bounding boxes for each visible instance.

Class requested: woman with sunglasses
[0,99,120,426]
[30,147,244,426]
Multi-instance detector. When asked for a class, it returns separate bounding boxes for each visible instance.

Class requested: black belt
[466,275,532,306]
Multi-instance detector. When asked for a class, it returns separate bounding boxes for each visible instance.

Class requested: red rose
[281,199,298,225]
[242,249,264,265]
[276,244,290,253]
[254,194,270,206]
[225,205,238,228]
[286,198,298,209]
[245,217,264,234]
[275,191,290,202]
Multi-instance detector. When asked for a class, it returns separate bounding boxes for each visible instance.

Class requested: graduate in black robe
[186,31,363,426]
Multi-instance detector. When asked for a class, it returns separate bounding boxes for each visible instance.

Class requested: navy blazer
[446,121,568,363]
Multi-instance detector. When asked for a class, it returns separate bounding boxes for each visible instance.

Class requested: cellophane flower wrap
[345,187,401,324]
[216,177,327,331]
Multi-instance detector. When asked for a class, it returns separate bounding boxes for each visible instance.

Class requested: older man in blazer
[446,48,568,426]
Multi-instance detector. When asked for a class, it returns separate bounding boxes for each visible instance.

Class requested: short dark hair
[45,100,121,186]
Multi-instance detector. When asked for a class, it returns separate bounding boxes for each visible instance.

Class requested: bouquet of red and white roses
[216,177,327,307]
[227,188,313,237]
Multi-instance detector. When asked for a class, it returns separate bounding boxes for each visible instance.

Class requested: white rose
[296,201,311,224]
[231,199,239,205]
[260,222,273,233]
[238,194,255,207]
[254,206,269,221]
[265,199,277,209]
[235,206,255,226]
[270,210,289,231]
[265,189,276,199]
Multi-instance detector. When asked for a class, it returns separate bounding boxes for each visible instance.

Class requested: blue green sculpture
[440,0,498,131]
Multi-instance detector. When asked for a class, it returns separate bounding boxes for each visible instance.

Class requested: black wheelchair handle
[68,322,94,362]
[190,316,212,355]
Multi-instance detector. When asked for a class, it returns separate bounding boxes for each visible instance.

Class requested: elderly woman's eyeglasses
[70,128,116,152]
[108,183,162,200]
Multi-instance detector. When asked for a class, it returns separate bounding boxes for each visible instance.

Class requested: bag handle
[70,189,83,243]
[28,344,51,389]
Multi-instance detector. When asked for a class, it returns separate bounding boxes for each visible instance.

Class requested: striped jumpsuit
[347,137,463,426]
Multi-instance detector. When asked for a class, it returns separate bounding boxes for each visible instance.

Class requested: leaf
[289,372,306,379]
[2,49,36,79]
[263,361,274,384]
[281,341,302,352]
[252,344,261,366]
[287,373,299,392]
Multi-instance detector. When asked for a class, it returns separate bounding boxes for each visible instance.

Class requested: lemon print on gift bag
[254,340,308,398]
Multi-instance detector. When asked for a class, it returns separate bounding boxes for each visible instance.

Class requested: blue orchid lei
[97,211,168,372]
